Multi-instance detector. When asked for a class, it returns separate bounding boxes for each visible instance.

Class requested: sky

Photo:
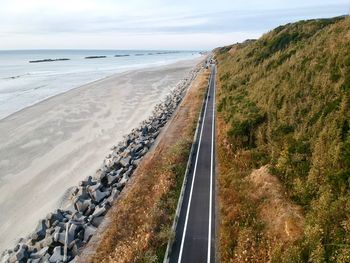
[0,0,348,50]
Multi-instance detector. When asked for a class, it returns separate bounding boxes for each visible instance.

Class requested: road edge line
[207,65,216,263]
[163,68,211,263]
[177,69,211,263]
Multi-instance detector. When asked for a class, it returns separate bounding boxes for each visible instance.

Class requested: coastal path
[168,64,216,263]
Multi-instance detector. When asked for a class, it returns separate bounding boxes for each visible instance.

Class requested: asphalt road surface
[169,64,216,263]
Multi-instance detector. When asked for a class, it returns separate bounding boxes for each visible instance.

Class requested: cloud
[0,0,348,49]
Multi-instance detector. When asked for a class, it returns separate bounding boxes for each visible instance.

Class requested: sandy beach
[0,57,203,253]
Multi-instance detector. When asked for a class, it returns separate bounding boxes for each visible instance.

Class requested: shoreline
[0,55,203,256]
[1,55,203,122]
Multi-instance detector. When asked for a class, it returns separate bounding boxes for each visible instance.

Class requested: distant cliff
[215,16,350,262]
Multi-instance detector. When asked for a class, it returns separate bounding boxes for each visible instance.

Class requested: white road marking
[177,68,212,263]
[207,66,215,263]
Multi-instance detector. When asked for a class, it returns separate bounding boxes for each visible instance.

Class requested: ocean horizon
[0,49,202,120]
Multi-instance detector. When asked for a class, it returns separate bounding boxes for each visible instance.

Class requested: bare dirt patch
[247,165,304,243]
[228,46,237,56]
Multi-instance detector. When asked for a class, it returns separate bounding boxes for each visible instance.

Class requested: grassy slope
[216,16,350,262]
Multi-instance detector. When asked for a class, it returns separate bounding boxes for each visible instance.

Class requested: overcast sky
[0,0,348,50]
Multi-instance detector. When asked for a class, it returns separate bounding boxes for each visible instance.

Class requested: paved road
[169,64,216,263]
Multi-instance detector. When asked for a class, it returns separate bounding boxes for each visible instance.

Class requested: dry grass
[80,69,209,263]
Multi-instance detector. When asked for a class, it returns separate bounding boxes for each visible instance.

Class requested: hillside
[215,16,350,262]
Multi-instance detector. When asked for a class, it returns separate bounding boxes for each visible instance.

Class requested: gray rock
[138,147,148,157]
[71,187,79,197]
[133,158,142,167]
[36,253,50,262]
[67,224,78,244]
[74,186,89,201]
[31,220,47,242]
[41,235,54,248]
[53,231,65,245]
[56,222,66,231]
[117,174,129,188]
[49,246,63,263]
[133,143,143,153]
[13,244,20,252]
[46,227,55,236]
[116,141,127,152]
[106,173,118,185]
[91,216,104,227]
[27,259,41,263]
[79,176,94,187]
[10,244,27,262]
[84,203,95,216]
[74,198,91,214]
[147,125,154,133]
[77,227,85,240]
[91,205,107,219]
[106,188,120,203]
[122,168,134,180]
[69,239,82,257]
[1,252,10,263]
[87,183,102,193]
[95,170,107,182]
[71,212,86,223]
[68,256,78,263]
[42,253,51,262]
[152,131,160,138]
[104,158,113,169]
[123,147,131,155]
[29,246,49,259]
[119,156,131,167]
[89,188,110,203]
[112,155,122,164]
[83,225,96,243]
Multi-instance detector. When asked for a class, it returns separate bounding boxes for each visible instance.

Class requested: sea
[0,50,201,120]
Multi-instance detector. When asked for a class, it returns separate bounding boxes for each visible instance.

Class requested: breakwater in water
[29,58,70,63]
[0,61,205,263]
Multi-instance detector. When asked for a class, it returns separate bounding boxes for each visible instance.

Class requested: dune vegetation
[215,16,350,262]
